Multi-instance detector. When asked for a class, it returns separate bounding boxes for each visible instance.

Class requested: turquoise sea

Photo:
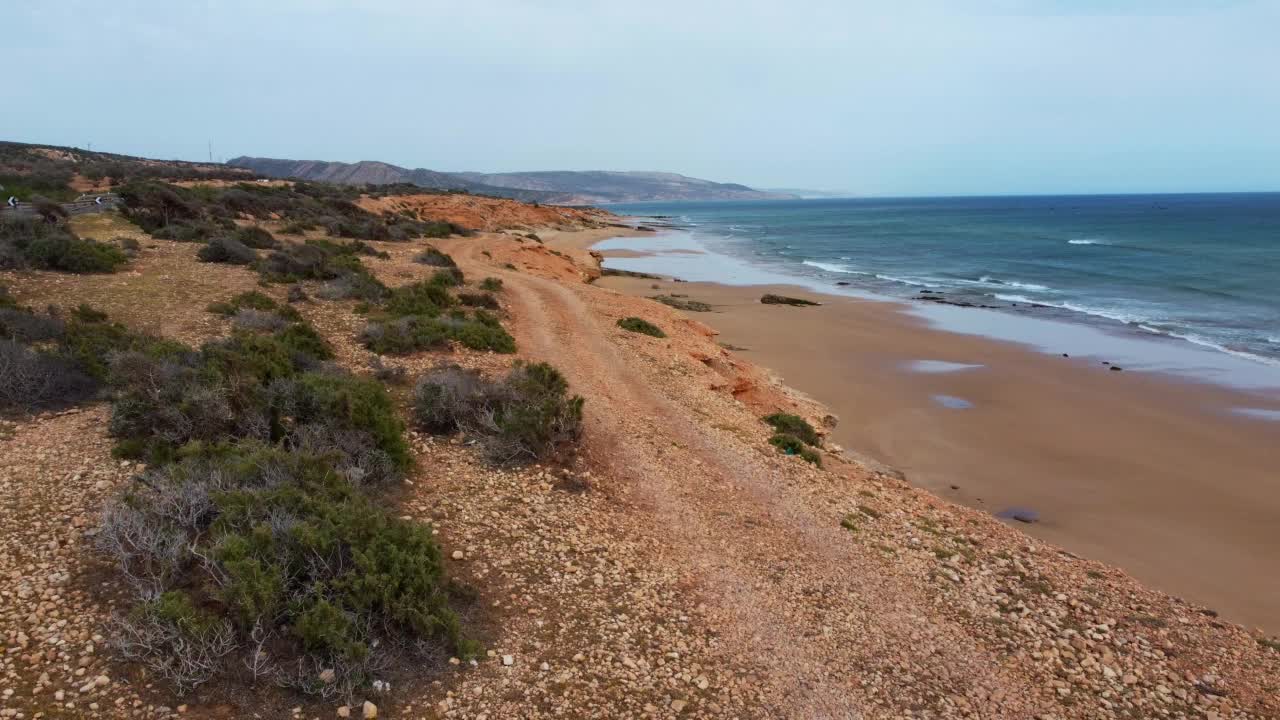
[604,194,1280,393]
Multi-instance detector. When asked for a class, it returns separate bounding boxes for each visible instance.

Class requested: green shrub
[413,247,456,267]
[100,444,472,696]
[430,267,465,287]
[207,291,302,322]
[281,372,410,470]
[1,303,185,414]
[457,292,499,310]
[234,225,277,249]
[769,433,821,466]
[385,280,453,317]
[617,317,665,338]
[0,218,127,273]
[413,361,583,464]
[478,277,502,292]
[361,315,515,355]
[763,412,821,447]
[279,220,314,235]
[197,236,256,265]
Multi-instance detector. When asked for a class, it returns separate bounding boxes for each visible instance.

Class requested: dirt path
[437,236,1280,719]
[453,244,1048,718]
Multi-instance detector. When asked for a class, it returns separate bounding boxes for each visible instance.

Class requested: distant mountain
[227,156,794,204]
[455,170,796,204]
[225,157,554,202]
[763,188,853,199]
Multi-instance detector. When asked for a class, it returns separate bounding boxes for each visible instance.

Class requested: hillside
[454,170,795,204]
[227,156,793,204]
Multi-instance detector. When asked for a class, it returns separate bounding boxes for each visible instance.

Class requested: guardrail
[0,193,122,219]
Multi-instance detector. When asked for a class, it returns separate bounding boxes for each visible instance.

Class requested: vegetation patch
[762,412,821,447]
[1,217,128,274]
[118,180,450,243]
[760,294,820,307]
[768,433,821,466]
[0,303,183,415]
[412,361,583,465]
[197,236,257,265]
[96,312,473,698]
[457,292,499,310]
[617,317,665,338]
[207,291,302,322]
[413,247,457,267]
[478,277,503,292]
[358,278,515,356]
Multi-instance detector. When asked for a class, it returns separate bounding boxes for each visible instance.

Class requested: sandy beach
[581,246,1280,633]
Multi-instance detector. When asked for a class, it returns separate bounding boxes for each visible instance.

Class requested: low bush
[430,267,465,287]
[369,356,407,385]
[81,228,479,697]
[768,433,821,466]
[0,306,65,343]
[118,236,142,253]
[232,309,287,332]
[457,292,499,310]
[763,412,821,447]
[0,304,176,414]
[0,218,127,273]
[0,338,98,413]
[197,236,257,265]
[478,277,502,292]
[234,225,277,249]
[208,291,302,322]
[361,315,515,355]
[99,443,471,696]
[279,221,314,235]
[258,241,388,302]
[315,271,391,302]
[617,317,665,338]
[412,361,583,464]
[413,247,456,267]
[384,280,454,317]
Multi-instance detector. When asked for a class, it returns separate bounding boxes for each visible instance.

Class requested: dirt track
[439,238,1280,719]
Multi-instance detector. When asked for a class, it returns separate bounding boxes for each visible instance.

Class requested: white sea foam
[963,276,1053,292]
[991,295,1148,325]
[877,274,939,287]
[1162,331,1280,367]
[802,260,854,273]
[1068,238,1104,245]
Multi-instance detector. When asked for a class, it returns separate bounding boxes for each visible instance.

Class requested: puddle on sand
[932,394,974,409]
[907,360,984,374]
[996,507,1040,523]
[1232,407,1280,421]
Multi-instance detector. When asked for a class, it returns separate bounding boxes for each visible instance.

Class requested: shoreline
[583,226,1280,396]
[575,236,1280,632]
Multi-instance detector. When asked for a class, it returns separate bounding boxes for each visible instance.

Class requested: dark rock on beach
[761,294,820,306]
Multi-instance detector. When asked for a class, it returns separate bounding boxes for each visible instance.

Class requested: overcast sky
[6,1,1279,196]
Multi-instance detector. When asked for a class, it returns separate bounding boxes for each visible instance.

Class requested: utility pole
[208,140,213,163]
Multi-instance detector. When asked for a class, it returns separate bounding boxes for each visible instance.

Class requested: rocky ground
[1,208,1277,719]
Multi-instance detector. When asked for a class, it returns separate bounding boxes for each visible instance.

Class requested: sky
[5,0,1279,196]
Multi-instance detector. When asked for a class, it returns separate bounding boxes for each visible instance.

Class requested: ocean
[605,194,1280,373]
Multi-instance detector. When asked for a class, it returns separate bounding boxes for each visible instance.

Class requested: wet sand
[593,273,1280,632]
